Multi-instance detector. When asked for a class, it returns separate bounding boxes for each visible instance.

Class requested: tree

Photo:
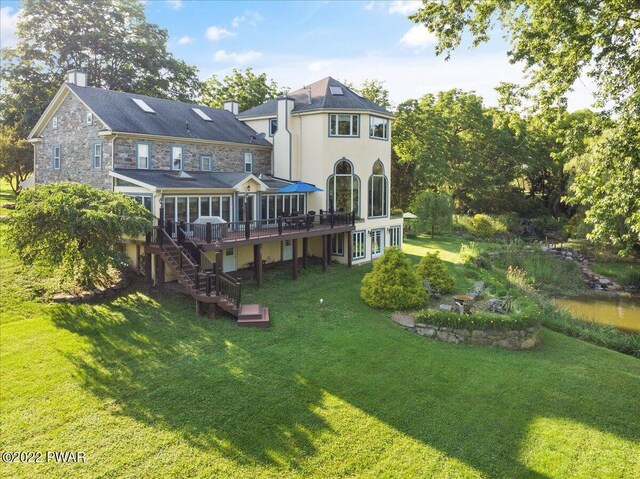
[360,247,428,310]
[201,68,282,112]
[360,79,391,110]
[0,125,32,195]
[1,0,201,138]
[7,183,153,287]
[413,190,453,238]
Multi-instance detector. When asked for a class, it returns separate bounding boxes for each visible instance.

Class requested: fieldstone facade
[113,137,271,174]
[34,91,273,190]
[34,93,113,189]
[412,322,541,350]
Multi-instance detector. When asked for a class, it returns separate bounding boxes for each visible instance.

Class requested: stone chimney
[223,100,239,115]
[67,69,87,87]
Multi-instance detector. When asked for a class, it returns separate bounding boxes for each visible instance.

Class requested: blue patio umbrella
[276,181,323,193]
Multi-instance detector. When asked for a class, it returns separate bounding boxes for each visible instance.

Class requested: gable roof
[237,77,393,119]
[31,83,271,147]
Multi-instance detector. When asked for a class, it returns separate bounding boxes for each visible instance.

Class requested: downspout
[110,133,118,191]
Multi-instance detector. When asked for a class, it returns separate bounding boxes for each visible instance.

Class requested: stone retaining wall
[412,322,541,350]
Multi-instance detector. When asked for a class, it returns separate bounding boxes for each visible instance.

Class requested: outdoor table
[453,295,473,314]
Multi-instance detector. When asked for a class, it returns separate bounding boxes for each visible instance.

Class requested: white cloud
[399,24,436,50]
[213,50,262,64]
[206,26,236,41]
[167,0,183,10]
[388,1,422,15]
[231,10,264,28]
[177,36,194,45]
[308,60,335,72]
[362,1,376,11]
[0,7,20,48]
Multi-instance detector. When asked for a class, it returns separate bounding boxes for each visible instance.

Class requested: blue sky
[1,0,594,109]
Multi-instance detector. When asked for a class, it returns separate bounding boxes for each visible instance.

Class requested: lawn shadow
[50,292,333,469]
[50,266,640,478]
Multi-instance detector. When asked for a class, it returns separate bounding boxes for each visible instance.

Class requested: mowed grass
[1,233,640,478]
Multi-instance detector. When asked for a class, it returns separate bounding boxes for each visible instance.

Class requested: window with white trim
[331,233,344,256]
[126,194,152,212]
[201,156,212,171]
[172,146,183,170]
[261,193,306,220]
[86,113,93,125]
[269,118,278,136]
[244,152,253,173]
[163,195,232,225]
[137,143,150,169]
[369,116,389,140]
[327,159,360,215]
[352,231,366,260]
[389,226,401,248]
[52,145,61,170]
[329,114,359,137]
[92,143,102,169]
[52,116,58,128]
[368,160,388,218]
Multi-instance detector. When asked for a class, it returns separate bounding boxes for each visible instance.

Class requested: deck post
[292,238,298,280]
[206,222,212,243]
[215,247,223,295]
[277,217,283,235]
[156,254,165,295]
[253,244,263,288]
[245,218,251,240]
[136,244,141,272]
[145,252,153,291]
[322,235,328,272]
[347,232,353,267]
[327,234,332,264]
[302,237,308,268]
[209,303,217,319]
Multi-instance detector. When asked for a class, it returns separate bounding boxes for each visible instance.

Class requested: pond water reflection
[554,295,640,333]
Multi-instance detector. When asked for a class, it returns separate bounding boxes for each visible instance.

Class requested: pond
[554,295,640,333]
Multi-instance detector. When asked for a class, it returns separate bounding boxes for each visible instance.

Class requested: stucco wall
[113,137,271,174]
[34,92,113,189]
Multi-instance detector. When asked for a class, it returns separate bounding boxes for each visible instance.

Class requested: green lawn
[1,233,639,478]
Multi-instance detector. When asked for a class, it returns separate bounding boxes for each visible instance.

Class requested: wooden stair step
[237,306,270,328]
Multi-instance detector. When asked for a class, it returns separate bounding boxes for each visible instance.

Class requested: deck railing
[164,211,355,245]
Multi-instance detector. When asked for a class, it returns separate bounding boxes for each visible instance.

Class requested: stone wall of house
[113,137,272,174]
[34,93,113,189]
[412,322,541,350]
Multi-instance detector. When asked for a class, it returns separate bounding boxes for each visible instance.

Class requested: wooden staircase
[154,227,270,327]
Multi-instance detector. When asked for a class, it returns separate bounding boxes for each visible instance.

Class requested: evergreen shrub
[360,247,428,310]
[416,252,456,293]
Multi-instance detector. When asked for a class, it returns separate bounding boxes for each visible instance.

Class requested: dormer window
[86,112,93,125]
[132,98,155,113]
[329,114,359,137]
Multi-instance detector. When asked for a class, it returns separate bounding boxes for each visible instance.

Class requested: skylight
[132,98,155,113]
[191,108,213,121]
[352,89,364,98]
[329,86,344,96]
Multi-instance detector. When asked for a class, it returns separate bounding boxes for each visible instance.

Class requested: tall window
[368,160,388,217]
[352,231,366,260]
[389,226,401,248]
[331,233,344,256]
[369,116,389,140]
[93,143,102,170]
[172,146,183,170]
[269,118,278,136]
[327,159,360,215]
[329,114,359,137]
[137,143,149,169]
[244,152,253,173]
[201,156,212,171]
[52,145,61,170]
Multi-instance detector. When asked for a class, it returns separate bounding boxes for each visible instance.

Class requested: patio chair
[423,280,441,299]
[484,298,512,314]
[305,211,316,229]
[467,281,485,300]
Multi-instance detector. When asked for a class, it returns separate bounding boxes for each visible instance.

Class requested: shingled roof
[237,77,393,119]
[66,83,271,147]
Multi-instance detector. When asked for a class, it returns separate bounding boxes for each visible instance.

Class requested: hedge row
[415,309,539,331]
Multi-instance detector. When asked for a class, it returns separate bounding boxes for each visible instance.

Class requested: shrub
[470,214,496,238]
[416,252,456,293]
[415,309,539,331]
[360,247,428,310]
[390,208,403,217]
[459,242,480,266]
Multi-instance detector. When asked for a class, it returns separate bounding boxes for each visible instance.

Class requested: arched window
[327,159,360,215]
[368,160,388,217]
